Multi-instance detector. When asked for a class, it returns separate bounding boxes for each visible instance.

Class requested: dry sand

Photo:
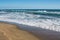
[0,22,40,40]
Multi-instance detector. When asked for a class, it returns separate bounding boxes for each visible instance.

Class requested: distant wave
[26,11,60,18]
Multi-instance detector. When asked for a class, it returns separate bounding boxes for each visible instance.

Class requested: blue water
[0,9,60,32]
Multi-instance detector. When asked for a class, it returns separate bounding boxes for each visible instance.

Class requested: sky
[0,0,60,9]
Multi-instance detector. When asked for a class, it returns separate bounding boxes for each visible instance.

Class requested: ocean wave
[26,11,60,18]
[0,11,60,32]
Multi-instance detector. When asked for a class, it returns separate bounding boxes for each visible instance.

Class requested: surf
[0,9,60,32]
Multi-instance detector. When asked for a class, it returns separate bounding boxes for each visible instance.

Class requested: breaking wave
[0,9,60,32]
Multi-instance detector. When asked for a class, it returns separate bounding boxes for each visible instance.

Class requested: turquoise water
[0,9,60,32]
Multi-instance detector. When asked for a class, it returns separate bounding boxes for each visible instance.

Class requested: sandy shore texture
[0,22,40,40]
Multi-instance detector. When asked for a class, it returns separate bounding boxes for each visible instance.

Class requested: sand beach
[0,22,40,40]
[0,21,60,40]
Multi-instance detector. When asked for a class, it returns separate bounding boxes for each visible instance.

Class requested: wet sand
[16,23,60,40]
[0,22,40,40]
[0,21,60,40]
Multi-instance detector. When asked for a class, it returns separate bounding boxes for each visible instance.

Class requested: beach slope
[0,22,40,40]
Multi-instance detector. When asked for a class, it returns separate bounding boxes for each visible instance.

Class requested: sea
[0,9,60,32]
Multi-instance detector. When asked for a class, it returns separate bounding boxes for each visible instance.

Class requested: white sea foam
[0,12,60,32]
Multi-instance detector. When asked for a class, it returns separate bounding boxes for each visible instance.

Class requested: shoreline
[0,21,60,40]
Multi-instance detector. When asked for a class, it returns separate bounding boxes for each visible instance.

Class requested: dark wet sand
[16,23,60,40]
[0,21,60,40]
